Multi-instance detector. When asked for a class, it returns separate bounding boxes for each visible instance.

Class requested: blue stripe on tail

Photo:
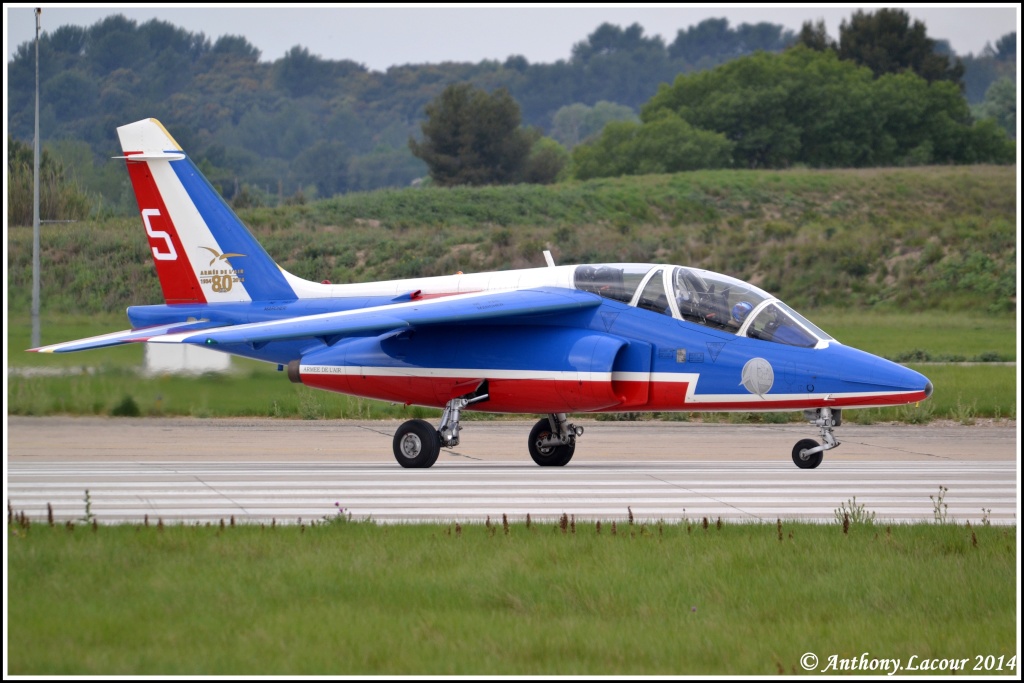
[172,157,298,302]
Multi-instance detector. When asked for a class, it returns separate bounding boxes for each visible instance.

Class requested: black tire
[393,419,441,468]
[792,438,823,469]
[528,418,575,467]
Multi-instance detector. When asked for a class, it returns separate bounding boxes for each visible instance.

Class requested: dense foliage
[5,13,1015,211]
[570,47,1013,177]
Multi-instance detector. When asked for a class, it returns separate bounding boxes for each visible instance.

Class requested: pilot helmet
[732,301,753,323]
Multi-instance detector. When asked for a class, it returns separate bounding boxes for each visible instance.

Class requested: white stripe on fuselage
[298,364,919,407]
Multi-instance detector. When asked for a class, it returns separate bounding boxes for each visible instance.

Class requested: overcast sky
[4,4,1020,71]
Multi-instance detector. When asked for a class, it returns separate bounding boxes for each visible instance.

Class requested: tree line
[411,10,1014,185]
[5,10,1017,221]
[567,47,1012,179]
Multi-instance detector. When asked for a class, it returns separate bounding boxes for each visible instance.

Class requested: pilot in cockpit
[731,301,753,329]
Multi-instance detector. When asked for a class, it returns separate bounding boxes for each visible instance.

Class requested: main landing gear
[791,407,841,469]
[528,414,585,467]
[391,395,585,468]
[393,393,489,468]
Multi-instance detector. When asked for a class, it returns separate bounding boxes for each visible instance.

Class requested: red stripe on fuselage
[124,158,205,304]
[301,373,621,413]
[299,373,930,414]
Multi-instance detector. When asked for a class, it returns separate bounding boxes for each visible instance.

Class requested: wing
[28,320,228,354]
[145,287,601,347]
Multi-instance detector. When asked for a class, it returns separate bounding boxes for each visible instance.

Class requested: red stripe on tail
[125,159,206,304]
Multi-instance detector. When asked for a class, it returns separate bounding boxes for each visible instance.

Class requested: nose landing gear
[792,408,841,469]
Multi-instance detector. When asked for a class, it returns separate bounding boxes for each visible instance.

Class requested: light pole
[31,7,42,348]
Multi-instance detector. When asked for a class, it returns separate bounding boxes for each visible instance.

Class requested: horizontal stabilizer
[146,287,601,346]
[28,320,227,354]
[113,152,186,161]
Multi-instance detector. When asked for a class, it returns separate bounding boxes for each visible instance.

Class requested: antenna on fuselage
[543,250,556,268]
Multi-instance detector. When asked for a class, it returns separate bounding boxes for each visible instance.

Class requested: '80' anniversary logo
[198,247,246,293]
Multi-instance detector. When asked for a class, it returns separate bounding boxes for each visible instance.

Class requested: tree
[838,9,964,86]
[631,112,733,174]
[973,77,1017,138]
[735,22,796,53]
[7,137,90,226]
[85,14,148,76]
[294,140,352,198]
[569,113,732,180]
[212,34,261,61]
[43,70,99,121]
[642,46,1010,169]
[571,23,664,62]
[522,135,568,184]
[794,19,837,52]
[409,83,532,186]
[274,46,333,98]
[669,18,733,64]
[551,101,637,148]
[993,32,1016,61]
[669,18,795,67]
[563,23,679,112]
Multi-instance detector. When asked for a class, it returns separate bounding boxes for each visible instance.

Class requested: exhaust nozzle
[287,359,303,384]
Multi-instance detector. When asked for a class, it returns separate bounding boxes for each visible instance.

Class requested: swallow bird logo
[200,246,247,266]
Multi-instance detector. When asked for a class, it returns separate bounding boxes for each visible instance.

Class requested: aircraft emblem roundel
[740,358,774,397]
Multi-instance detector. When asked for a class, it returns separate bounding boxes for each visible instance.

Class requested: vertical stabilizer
[117,118,298,304]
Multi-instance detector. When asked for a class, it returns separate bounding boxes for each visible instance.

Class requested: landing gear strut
[792,407,841,469]
[392,391,489,468]
[528,413,584,467]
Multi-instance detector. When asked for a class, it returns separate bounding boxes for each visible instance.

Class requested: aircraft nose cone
[924,381,933,399]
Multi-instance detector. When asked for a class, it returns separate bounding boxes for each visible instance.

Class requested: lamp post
[31,7,42,348]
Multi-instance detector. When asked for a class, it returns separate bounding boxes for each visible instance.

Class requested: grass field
[812,310,1017,362]
[7,518,1017,676]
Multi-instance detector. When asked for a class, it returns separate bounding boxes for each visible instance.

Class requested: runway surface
[7,417,1019,525]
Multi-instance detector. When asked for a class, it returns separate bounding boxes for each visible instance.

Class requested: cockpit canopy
[574,264,833,349]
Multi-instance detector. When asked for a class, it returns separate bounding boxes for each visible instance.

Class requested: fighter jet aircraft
[31,119,933,469]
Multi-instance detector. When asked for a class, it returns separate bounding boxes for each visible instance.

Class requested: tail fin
[117,118,300,304]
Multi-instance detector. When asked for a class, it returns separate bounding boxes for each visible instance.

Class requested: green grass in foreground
[7,519,1017,675]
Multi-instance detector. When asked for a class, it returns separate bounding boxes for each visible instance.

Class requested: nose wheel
[792,438,824,469]
[791,408,841,469]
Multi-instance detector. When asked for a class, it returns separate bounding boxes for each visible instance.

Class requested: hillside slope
[7,165,1016,315]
